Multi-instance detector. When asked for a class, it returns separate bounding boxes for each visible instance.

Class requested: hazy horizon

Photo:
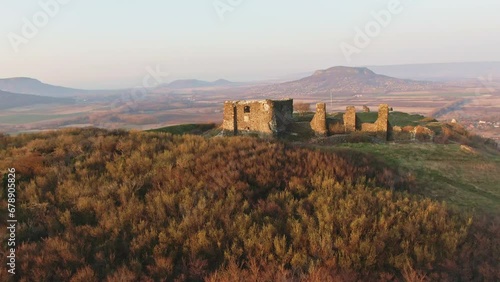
[2,0,500,89]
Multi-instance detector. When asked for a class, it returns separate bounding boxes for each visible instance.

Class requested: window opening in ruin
[244,106,250,113]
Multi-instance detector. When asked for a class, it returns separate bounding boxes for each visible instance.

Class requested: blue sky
[1,0,499,88]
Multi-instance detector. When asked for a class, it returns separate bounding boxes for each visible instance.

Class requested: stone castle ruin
[310,104,390,140]
[222,100,434,142]
[222,99,294,135]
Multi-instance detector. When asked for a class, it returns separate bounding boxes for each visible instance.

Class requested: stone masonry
[360,104,389,140]
[222,99,293,135]
[310,103,327,136]
[222,100,391,140]
[344,106,357,133]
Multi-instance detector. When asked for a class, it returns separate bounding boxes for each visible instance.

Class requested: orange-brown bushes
[433,123,499,152]
[0,129,497,281]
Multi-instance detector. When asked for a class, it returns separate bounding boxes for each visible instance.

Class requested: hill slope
[0,89,74,110]
[256,66,441,96]
[0,128,498,281]
[0,77,96,98]
[0,129,500,281]
[367,61,500,81]
[336,143,500,214]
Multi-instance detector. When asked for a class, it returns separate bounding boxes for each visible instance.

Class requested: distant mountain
[0,77,97,98]
[162,79,237,89]
[0,90,74,110]
[165,79,211,89]
[256,66,440,96]
[366,62,500,81]
[211,79,237,86]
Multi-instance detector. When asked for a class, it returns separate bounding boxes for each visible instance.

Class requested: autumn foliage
[0,128,498,281]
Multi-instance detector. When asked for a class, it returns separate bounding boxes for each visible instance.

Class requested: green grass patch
[331,143,500,214]
[293,112,315,122]
[388,112,427,127]
[355,111,433,127]
[356,112,379,123]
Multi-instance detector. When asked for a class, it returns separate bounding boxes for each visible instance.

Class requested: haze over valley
[1,62,499,142]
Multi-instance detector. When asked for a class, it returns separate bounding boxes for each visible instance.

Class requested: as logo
[213,0,244,21]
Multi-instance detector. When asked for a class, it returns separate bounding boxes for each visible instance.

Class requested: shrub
[0,128,496,281]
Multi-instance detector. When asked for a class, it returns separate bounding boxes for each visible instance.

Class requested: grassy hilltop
[0,120,499,281]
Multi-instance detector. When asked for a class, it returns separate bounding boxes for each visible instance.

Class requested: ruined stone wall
[338,104,390,140]
[222,102,237,134]
[374,104,389,140]
[357,104,389,140]
[375,104,389,132]
[272,99,294,132]
[344,106,357,133]
[361,123,377,132]
[224,100,392,139]
[222,99,293,134]
[310,103,327,136]
[237,100,274,133]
